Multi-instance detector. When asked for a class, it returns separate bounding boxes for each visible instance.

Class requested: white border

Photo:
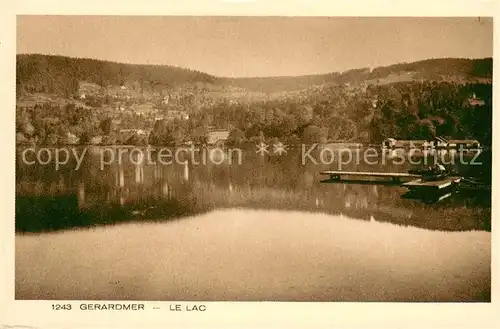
[1,1,498,328]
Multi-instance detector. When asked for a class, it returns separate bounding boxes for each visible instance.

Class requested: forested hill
[16,54,217,96]
[222,58,492,92]
[16,54,493,149]
[16,54,492,96]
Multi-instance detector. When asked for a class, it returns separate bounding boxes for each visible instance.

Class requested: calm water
[15,146,491,301]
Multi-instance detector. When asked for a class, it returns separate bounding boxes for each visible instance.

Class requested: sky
[17,16,493,78]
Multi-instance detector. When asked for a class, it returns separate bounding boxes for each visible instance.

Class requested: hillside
[16,54,492,97]
[16,54,217,97]
[222,58,492,92]
[15,54,493,149]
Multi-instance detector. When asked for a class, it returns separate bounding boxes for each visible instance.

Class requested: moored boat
[408,164,448,182]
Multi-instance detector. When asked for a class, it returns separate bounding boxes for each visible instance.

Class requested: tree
[79,131,91,145]
[302,125,324,143]
[227,128,245,145]
[99,117,113,135]
[257,131,265,144]
[192,125,209,145]
[295,104,314,125]
[16,132,29,144]
[148,119,186,146]
[126,134,147,146]
[20,121,35,137]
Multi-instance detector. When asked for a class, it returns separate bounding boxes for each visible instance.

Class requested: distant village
[16,80,241,147]
[15,71,490,149]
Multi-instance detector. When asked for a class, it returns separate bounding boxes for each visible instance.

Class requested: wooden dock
[401,177,461,203]
[319,170,462,187]
[320,170,461,191]
[319,170,464,203]
[319,170,421,183]
[403,177,462,190]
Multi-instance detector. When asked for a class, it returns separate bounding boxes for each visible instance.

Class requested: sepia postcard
[0,0,499,328]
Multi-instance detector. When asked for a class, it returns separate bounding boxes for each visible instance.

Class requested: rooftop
[207,130,230,144]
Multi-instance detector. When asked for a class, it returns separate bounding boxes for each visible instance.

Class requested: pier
[319,170,420,183]
[402,177,462,191]
[320,170,461,189]
[320,170,464,203]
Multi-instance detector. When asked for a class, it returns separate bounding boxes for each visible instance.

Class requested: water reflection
[15,209,490,301]
[15,147,491,233]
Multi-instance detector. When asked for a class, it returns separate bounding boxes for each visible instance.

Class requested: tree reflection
[15,147,490,233]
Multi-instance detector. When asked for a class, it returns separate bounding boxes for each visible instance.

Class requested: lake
[15,146,491,301]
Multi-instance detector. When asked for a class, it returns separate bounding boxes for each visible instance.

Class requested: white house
[207,129,230,147]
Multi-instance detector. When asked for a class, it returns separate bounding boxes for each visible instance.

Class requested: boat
[408,165,448,182]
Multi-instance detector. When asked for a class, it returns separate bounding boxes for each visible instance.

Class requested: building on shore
[444,139,481,150]
[430,136,480,150]
[165,110,189,121]
[382,138,430,149]
[382,136,481,150]
[207,129,230,148]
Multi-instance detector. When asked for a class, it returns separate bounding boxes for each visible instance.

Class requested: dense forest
[15,54,493,147]
[16,54,216,97]
[222,58,492,93]
[17,54,492,95]
[178,81,492,146]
